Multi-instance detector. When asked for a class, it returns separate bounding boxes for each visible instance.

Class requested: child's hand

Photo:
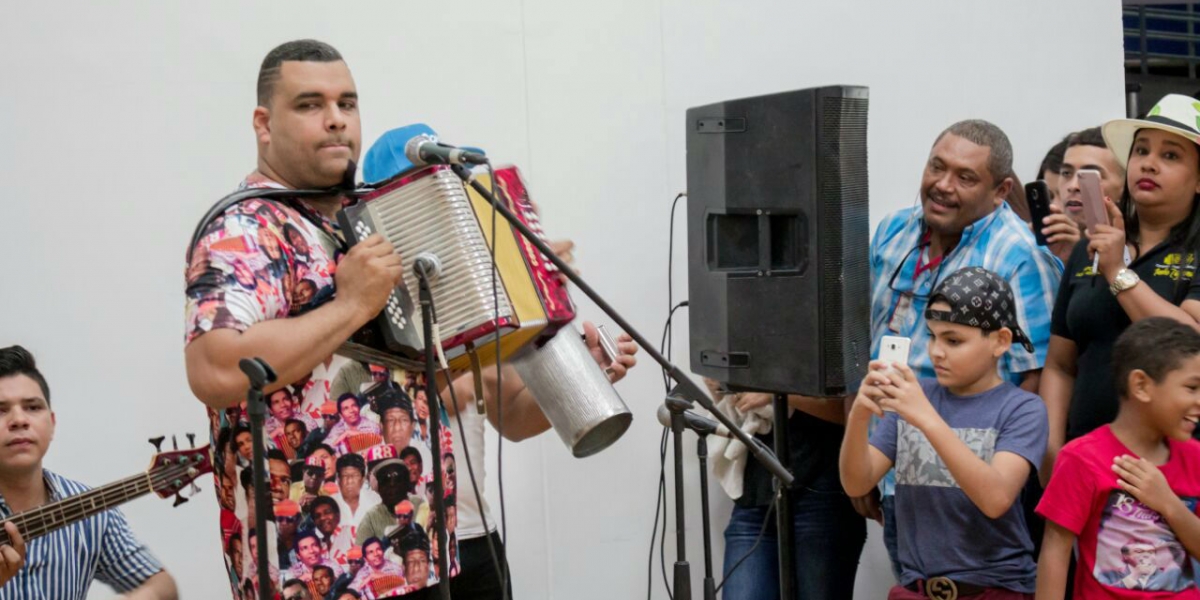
[1113,455,1183,517]
[876,364,937,429]
[850,364,890,419]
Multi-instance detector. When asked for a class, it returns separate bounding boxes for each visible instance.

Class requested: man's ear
[253,106,271,146]
[994,176,1014,207]
[1128,369,1154,404]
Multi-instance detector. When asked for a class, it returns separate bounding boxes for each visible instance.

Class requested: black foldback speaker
[686,85,870,396]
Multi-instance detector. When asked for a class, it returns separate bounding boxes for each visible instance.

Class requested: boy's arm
[839,377,894,498]
[1112,455,1200,559]
[1035,521,1075,600]
[876,365,1031,519]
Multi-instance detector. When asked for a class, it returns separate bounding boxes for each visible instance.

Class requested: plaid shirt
[869,202,1062,495]
[0,470,164,600]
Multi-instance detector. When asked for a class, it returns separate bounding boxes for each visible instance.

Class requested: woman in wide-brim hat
[1041,93,1200,482]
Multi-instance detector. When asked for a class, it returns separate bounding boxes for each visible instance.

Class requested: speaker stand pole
[773,393,794,600]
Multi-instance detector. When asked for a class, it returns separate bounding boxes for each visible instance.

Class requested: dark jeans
[882,494,901,581]
[448,531,512,600]
[721,470,866,600]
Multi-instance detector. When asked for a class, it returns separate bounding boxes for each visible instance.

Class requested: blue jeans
[721,470,866,600]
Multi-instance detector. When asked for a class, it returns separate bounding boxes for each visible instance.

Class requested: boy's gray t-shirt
[869,379,1048,593]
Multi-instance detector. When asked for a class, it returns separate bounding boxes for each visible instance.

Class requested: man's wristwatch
[1110,268,1140,296]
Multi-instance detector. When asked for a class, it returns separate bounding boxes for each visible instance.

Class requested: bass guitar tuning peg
[173,493,189,508]
[148,436,165,452]
[186,433,196,448]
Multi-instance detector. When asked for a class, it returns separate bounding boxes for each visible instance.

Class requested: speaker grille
[818,95,870,390]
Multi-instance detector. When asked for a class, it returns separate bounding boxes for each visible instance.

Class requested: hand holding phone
[877,336,911,412]
[1025,181,1053,246]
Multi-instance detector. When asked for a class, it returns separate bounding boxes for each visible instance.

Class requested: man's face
[282,583,309,600]
[230,538,244,577]
[382,408,414,450]
[404,549,430,587]
[298,536,322,567]
[396,510,412,527]
[376,464,410,507]
[219,473,236,510]
[303,467,324,492]
[339,398,361,426]
[313,502,339,536]
[277,513,298,537]
[1058,144,1125,227]
[268,458,292,502]
[269,390,294,420]
[338,466,363,499]
[254,60,361,189]
[414,392,429,421]
[311,448,335,480]
[919,133,1007,237]
[402,455,422,486]
[447,505,457,532]
[0,375,55,475]
[1123,543,1157,575]
[365,542,384,568]
[313,568,333,595]
[285,422,306,449]
[235,431,253,460]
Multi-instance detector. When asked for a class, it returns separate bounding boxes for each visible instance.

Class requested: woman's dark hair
[1120,128,1200,301]
[1035,136,1070,181]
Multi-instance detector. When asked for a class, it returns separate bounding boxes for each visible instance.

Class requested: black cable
[713,489,780,594]
[486,163,511,599]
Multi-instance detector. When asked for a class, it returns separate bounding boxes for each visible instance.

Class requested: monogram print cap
[923,266,1034,353]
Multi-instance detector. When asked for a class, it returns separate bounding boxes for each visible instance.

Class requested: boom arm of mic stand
[448,165,792,486]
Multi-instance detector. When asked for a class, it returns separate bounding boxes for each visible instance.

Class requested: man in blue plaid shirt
[860,119,1062,578]
[0,345,176,600]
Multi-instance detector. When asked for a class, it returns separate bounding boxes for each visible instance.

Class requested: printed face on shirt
[229,537,244,578]
[277,513,298,537]
[253,60,362,189]
[219,471,237,510]
[303,467,324,492]
[365,540,385,568]
[414,391,429,421]
[269,389,295,420]
[269,457,292,502]
[1059,144,1125,226]
[0,375,55,475]
[236,430,253,461]
[382,407,413,450]
[309,448,336,480]
[925,300,1011,394]
[313,567,333,595]
[405,549,430,587]
[312,501,340,536]
[1131,353,1200,441]
[919,132,1008,238]
[375,464,411,507]
[401,452,422,487]
[339,396,361,426]
[297,535,322,568]
[285,421,307,449]
[337,466,363,500]
[1126,129,1200,216]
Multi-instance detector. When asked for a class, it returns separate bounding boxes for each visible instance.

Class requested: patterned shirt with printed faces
[185,173,458,599]
[868,201,1062,496]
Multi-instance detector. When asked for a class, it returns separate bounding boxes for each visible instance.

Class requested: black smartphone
[1025,181,1053,246]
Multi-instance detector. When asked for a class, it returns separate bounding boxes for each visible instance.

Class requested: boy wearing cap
[1036,318,1200,599]
[841,267,1049,599]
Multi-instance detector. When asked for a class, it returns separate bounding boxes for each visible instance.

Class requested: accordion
[337,164,575,370]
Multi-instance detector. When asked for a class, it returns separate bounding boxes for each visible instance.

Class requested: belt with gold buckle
[904,576,987,599]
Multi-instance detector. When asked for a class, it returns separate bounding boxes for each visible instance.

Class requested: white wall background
[0,1,1124,598]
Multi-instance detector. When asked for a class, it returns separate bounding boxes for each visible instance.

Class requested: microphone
[412,252,442,279]
[404,134,489,167]
[657,404,720,436]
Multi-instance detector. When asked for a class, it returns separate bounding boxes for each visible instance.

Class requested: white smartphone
[877,336,911,412]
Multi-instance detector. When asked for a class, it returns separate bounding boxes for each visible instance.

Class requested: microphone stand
[664,394,719,600]
[239,357,277,600]
[773,393,794,600]
[415,264,452,600]
[447,163,792,599]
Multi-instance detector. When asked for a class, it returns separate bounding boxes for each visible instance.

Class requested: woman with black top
[1041,94,1200,481]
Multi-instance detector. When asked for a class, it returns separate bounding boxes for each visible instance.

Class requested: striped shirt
[869,202,1062,495]
[0,470,164,600]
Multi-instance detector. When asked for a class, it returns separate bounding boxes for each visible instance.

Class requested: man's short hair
[935,119,1013,184]
[240,465,254,490]
[399,446,422,465]
[1113,317,1200,398]
[1066,127,1108,151]
[309,495,339,517]
[313,564,335,579]
[398,530,430,555]
[294,528,320,553]
[307,444,336,459]
[225,534,241,555]
[0,345,50,405]
[285,418,308,434]
[267,448,289,464]
[257,39,344,107]
[336,453,366,477]
[362,536,384,555]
